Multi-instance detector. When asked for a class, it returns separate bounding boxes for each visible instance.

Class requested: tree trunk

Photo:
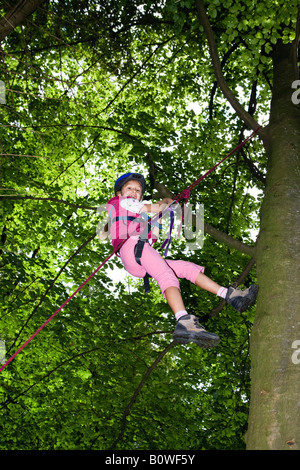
[246,42,300,450]
[0,0,43,42]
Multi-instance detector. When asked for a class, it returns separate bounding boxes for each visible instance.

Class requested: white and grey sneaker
[173,314,220,349]
[225,285,259,312]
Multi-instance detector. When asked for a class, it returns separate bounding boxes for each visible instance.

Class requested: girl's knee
[166,260,204,283]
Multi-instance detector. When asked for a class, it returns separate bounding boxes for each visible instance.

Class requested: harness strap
[160,207,175,256]
[134,238,151,294]
[110,214,162,232]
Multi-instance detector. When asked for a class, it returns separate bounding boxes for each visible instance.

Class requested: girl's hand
[158,198,173,206]
[141,198,173,214]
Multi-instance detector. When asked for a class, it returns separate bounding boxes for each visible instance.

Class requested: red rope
[0,126,261,373]
[175,126,262,201]
[0,248,123,373]
[148,126,262,226]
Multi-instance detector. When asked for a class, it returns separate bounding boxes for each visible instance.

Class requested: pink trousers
[119,238,205,297]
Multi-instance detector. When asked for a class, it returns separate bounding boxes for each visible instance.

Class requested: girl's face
[117,180,143,200]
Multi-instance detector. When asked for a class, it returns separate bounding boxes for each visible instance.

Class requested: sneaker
[173,314,220,349]
[225,284,259,312]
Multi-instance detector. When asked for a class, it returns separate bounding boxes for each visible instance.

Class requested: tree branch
[203,221,255,257]
[153,181,256,257]
[0,0,43,42]
[194,0,268,144]
[1,346,101,407]
[1,330,172,408]
[209,42,240,119]
[97,37,173,115]
[107,341,175,450]
[8,232,97,354]
[0,194,97,211]
[208,257,256,317]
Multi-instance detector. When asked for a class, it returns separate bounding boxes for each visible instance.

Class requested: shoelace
[193,316,206,330]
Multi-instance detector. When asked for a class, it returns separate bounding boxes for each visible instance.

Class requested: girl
[105,172,258,348]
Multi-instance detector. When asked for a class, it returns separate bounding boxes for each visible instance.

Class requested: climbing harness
[109,198,165,293]
[134,206,175,294]
[0,126,262,373]
[134,238,152,294]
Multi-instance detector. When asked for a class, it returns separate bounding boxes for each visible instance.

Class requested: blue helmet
[114,173,146,196]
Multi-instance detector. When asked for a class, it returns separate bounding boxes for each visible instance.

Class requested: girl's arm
[141,198,173,240]
[141,198,173,214]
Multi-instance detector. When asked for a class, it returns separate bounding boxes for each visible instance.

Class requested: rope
[0,249,122,373]
[0,126,261,373]
[149,126,262,227]
[175,126,262,200]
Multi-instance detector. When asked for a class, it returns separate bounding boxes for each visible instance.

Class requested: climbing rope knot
[182,189,191,201]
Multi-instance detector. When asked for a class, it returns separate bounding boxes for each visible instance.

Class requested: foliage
[0,0,298,450]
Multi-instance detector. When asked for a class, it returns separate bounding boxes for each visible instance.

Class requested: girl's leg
[121,240,257,314]
[194,271,222,295]
[138,246,189,318]
[194,271,259,312]
[166,260,226,298]
[164,286,186,315]
[120,239,185,316]
[121,241,220,347]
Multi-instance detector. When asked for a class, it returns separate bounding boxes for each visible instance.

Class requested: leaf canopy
[0,0,298,450]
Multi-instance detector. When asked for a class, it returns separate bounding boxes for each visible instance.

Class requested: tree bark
[246,42,300,450]
[0,0,43,42]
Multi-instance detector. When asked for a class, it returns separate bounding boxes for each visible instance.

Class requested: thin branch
[106,341,175,450]
[236,85,266,185]
[0,153,49,159]
[194,0,268,145]
[0,346,101,407]
[209,42,240,119]
[97,38,173,116]
[49,132,101,185]
[7,232,96,354]
[240,147,266,185]
[0,194,97,211]
[209,257,256,317]
[0,48,71,86]
[1,330,171,408]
